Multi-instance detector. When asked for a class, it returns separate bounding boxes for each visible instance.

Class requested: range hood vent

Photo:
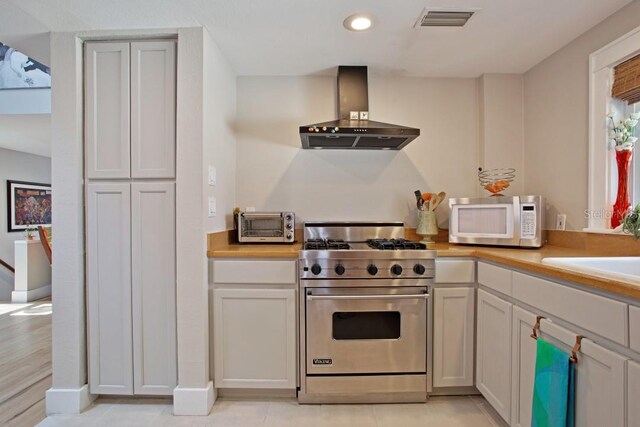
[416,10,475,27]
[299,66,420,150]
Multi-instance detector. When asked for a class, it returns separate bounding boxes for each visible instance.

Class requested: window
[588,26,640,230]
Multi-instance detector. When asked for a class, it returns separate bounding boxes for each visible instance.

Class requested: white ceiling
[1,0,634,77]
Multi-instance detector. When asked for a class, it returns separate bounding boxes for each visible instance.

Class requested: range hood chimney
[299,66,420,150]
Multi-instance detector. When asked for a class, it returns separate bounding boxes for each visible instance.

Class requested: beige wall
[236,75,479,228]
[203,30,237,232]
[478,74,525,196]
[523,0,640,230]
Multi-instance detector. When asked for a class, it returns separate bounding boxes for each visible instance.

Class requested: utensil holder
[416,211,438,247]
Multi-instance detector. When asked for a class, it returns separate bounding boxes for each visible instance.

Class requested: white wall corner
[45,385,96,415]
[173,381,216,416]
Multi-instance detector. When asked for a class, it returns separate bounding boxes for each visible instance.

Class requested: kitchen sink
[541,257,640,284]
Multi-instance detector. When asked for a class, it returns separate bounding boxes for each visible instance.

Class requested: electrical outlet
[350,111,359,120]
[359,111,369,120]
[556,214,566,231]
[208,197,216,217]
[208,165,216,186]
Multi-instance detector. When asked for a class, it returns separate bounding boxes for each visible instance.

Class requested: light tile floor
[37,395,505,427]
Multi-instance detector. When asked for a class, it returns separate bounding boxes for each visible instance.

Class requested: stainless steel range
[298,222,436,404]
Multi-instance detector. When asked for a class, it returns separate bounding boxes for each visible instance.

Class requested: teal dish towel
[531,338,576,427]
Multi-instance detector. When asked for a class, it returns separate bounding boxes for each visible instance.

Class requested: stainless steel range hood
[299,66,420,150]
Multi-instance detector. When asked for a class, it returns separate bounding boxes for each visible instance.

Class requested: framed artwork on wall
[6,180,52,232]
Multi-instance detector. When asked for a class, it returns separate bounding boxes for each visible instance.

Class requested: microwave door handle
[306,293,430,301]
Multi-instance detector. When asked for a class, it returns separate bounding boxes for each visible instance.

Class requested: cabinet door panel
[433,287,475,387]
[537,319,627,427]
[131,41,176,178]
[511,306,537,427]
[87,183,132,394]
[131,182,176,395]
[476,289,512,422]
[85,42,130,179]
[214,288,296,389]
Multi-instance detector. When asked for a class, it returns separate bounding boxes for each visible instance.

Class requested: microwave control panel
[520,204,537,239]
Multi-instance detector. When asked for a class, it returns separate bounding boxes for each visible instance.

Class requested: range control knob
[367,264,378,276]
[311,264,322,275]
[335,264,346,275]
[413,264,426,275]
[391,264,403,275]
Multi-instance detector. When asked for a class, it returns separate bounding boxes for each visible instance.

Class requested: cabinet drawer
[435,259,476,283]
[478,262,512,295]
[213,260,297,284]
[630,305,640,353]
[512,272,628,346]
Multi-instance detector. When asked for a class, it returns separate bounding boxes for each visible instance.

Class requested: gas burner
[304,239,351,250]
[367,239,427,250]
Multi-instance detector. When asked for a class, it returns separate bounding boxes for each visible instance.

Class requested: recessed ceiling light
[344,14,373,32]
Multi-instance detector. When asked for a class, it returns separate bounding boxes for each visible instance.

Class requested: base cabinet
[510,307,538,427]
[629,360,640,427]
[433,287,475,388]
[476,288,512,423]
[213,288,296,389]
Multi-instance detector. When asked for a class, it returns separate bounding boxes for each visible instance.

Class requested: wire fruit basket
[478,168,516,196]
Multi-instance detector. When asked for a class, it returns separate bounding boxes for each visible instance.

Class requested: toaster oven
[237,212,295,243]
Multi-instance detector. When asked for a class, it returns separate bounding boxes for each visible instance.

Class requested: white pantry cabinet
[476,288,512,423]
[212,259,298,390]
[86,39,177,396]
[85,40,176,179]
[433,287,475,388]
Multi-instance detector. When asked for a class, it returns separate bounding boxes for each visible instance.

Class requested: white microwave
[448,196,545,248]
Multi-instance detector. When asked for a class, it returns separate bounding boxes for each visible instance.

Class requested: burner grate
[367,238,426,250]
[304,239,350,250]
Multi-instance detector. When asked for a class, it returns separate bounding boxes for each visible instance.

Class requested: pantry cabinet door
[85,42,131,179]
[87,183,132,394]
[476,289,512,423]
[510,307,537,427]
[131,182,176,395]
[433,287,475,387]
[214,288,296,389]
[130,41,176,179]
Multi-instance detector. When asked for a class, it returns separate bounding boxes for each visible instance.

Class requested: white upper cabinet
[130,42,176,179]
[86,40,176,180]
[85,42,131,179]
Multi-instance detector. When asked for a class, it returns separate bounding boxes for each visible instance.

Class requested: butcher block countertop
[208,230,640,300]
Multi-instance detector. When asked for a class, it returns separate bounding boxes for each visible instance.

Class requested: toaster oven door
[239,213,285,242]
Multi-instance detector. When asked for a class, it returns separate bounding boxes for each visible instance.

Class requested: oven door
[305,286,428,375]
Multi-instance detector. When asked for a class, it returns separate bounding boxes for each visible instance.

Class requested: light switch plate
[208,197,216,217]
[208,165,216,186]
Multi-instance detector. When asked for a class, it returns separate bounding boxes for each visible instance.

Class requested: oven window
[332,312,401,340]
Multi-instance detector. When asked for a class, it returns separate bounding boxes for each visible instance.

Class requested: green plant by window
[622,204,640,239]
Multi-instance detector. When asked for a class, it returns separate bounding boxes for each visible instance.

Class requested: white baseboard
[173,381,216,416]
[11,284,51,302]
[46,384,96,415]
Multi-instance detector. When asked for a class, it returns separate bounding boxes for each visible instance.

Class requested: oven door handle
[306,293,430,301]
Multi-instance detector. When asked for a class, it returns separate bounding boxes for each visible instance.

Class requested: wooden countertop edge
[208,243,640,300]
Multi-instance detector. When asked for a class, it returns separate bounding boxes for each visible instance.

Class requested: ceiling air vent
[415,10,475,27]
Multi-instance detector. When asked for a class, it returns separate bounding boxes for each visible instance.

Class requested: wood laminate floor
[0,300,52,427]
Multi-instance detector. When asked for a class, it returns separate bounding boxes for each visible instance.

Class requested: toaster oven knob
[367,264,378,276]
[311,264,322,275]
[335,264,346,275]
[286,233,292,240]
[413,264,426,275]
[391,264,403,275]
[286,223,293,230]
[285,214,293,221]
